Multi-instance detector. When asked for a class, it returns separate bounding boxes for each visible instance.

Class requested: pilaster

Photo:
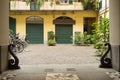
[110,0,120,71]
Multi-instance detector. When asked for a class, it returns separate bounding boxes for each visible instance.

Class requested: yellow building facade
[9,1,98,44]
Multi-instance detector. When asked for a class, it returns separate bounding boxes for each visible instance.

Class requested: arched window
[53,16,75,24]
[26,16,43,24]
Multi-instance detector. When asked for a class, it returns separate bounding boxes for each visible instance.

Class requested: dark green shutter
[69,0,73,4]
[9,17,16,34]
[55,24,73,44]
[99,0,102,10]
[26,23,43,44]
[30,2,39,10]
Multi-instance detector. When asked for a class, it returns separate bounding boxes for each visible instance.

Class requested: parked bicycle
[20,34,29,48]
[9,33,25,53]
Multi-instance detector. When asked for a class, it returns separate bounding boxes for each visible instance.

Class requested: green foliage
[81,0,88,10]
[37,0,44,7]
[81,0,100,11]
[50,0,54,6]
[84,32,92,44]
[73,32,92,45]
[74,32,82,44]
[94,43,106,57]
[92,18,110,57]
[48,39,56,46]
[92,18,109,43]
[93,41,103,49]
[24,0,31,5]
[47,31,56,46]
[24,0,44,6]
[48,31,55,40]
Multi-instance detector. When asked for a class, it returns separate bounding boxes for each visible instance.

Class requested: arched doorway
[53,16,75,44]
[26,16,44,44]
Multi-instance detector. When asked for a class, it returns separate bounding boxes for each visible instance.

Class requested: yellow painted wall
[10,11,97,43]
[43,15,54,43]
[10,15,26,36]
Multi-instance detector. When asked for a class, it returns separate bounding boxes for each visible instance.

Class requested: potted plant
[48,39,56,46]
[73,32,82,46]
[73,32,92,46]
[47,31,56,46]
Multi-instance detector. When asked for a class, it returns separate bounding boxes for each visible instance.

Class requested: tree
[92,18,109,43]
[92,18,110,57]
[81,0,100,11]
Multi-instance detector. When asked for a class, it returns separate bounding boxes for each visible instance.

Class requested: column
[0,0,9,73]
[110,0,120,71]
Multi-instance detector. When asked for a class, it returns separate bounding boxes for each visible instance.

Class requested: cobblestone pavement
[17,44,99,65]
[2,44,115,80]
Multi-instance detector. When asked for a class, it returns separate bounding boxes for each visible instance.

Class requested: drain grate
[44,69,54,72]
[66,68,76,72]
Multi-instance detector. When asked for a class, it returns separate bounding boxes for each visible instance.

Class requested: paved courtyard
[1,44,116,80]
[17,44,99,65]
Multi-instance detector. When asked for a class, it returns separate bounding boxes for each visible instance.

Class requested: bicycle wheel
[17,43,24,53]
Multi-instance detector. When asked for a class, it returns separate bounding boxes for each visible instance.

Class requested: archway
[53,16,75,44]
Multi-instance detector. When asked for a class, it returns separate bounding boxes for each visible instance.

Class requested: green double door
[55,24,73,44]
[26,23,43,44]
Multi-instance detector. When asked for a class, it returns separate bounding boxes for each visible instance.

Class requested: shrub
[48,39,56,46]
[47,31,56,46]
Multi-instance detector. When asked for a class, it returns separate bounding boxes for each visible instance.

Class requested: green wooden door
[26,23,43,44]
[55,24,73,44]
[9,17,16,34]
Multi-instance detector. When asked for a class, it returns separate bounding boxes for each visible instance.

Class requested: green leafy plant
[73,32,92,46]
[92,18,109,44]
[48,31,55,40]
[48,39,56,46]
[94,43,106,57]
[47,31,56,46]
[83,32,92,44]
[74,32,82,45]
[81,0,88,10]
[93,42,103,49]
[81,0,100,11]
[92,18,109,57]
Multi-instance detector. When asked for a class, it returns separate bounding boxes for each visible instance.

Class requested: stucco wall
[10,11,97,44]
